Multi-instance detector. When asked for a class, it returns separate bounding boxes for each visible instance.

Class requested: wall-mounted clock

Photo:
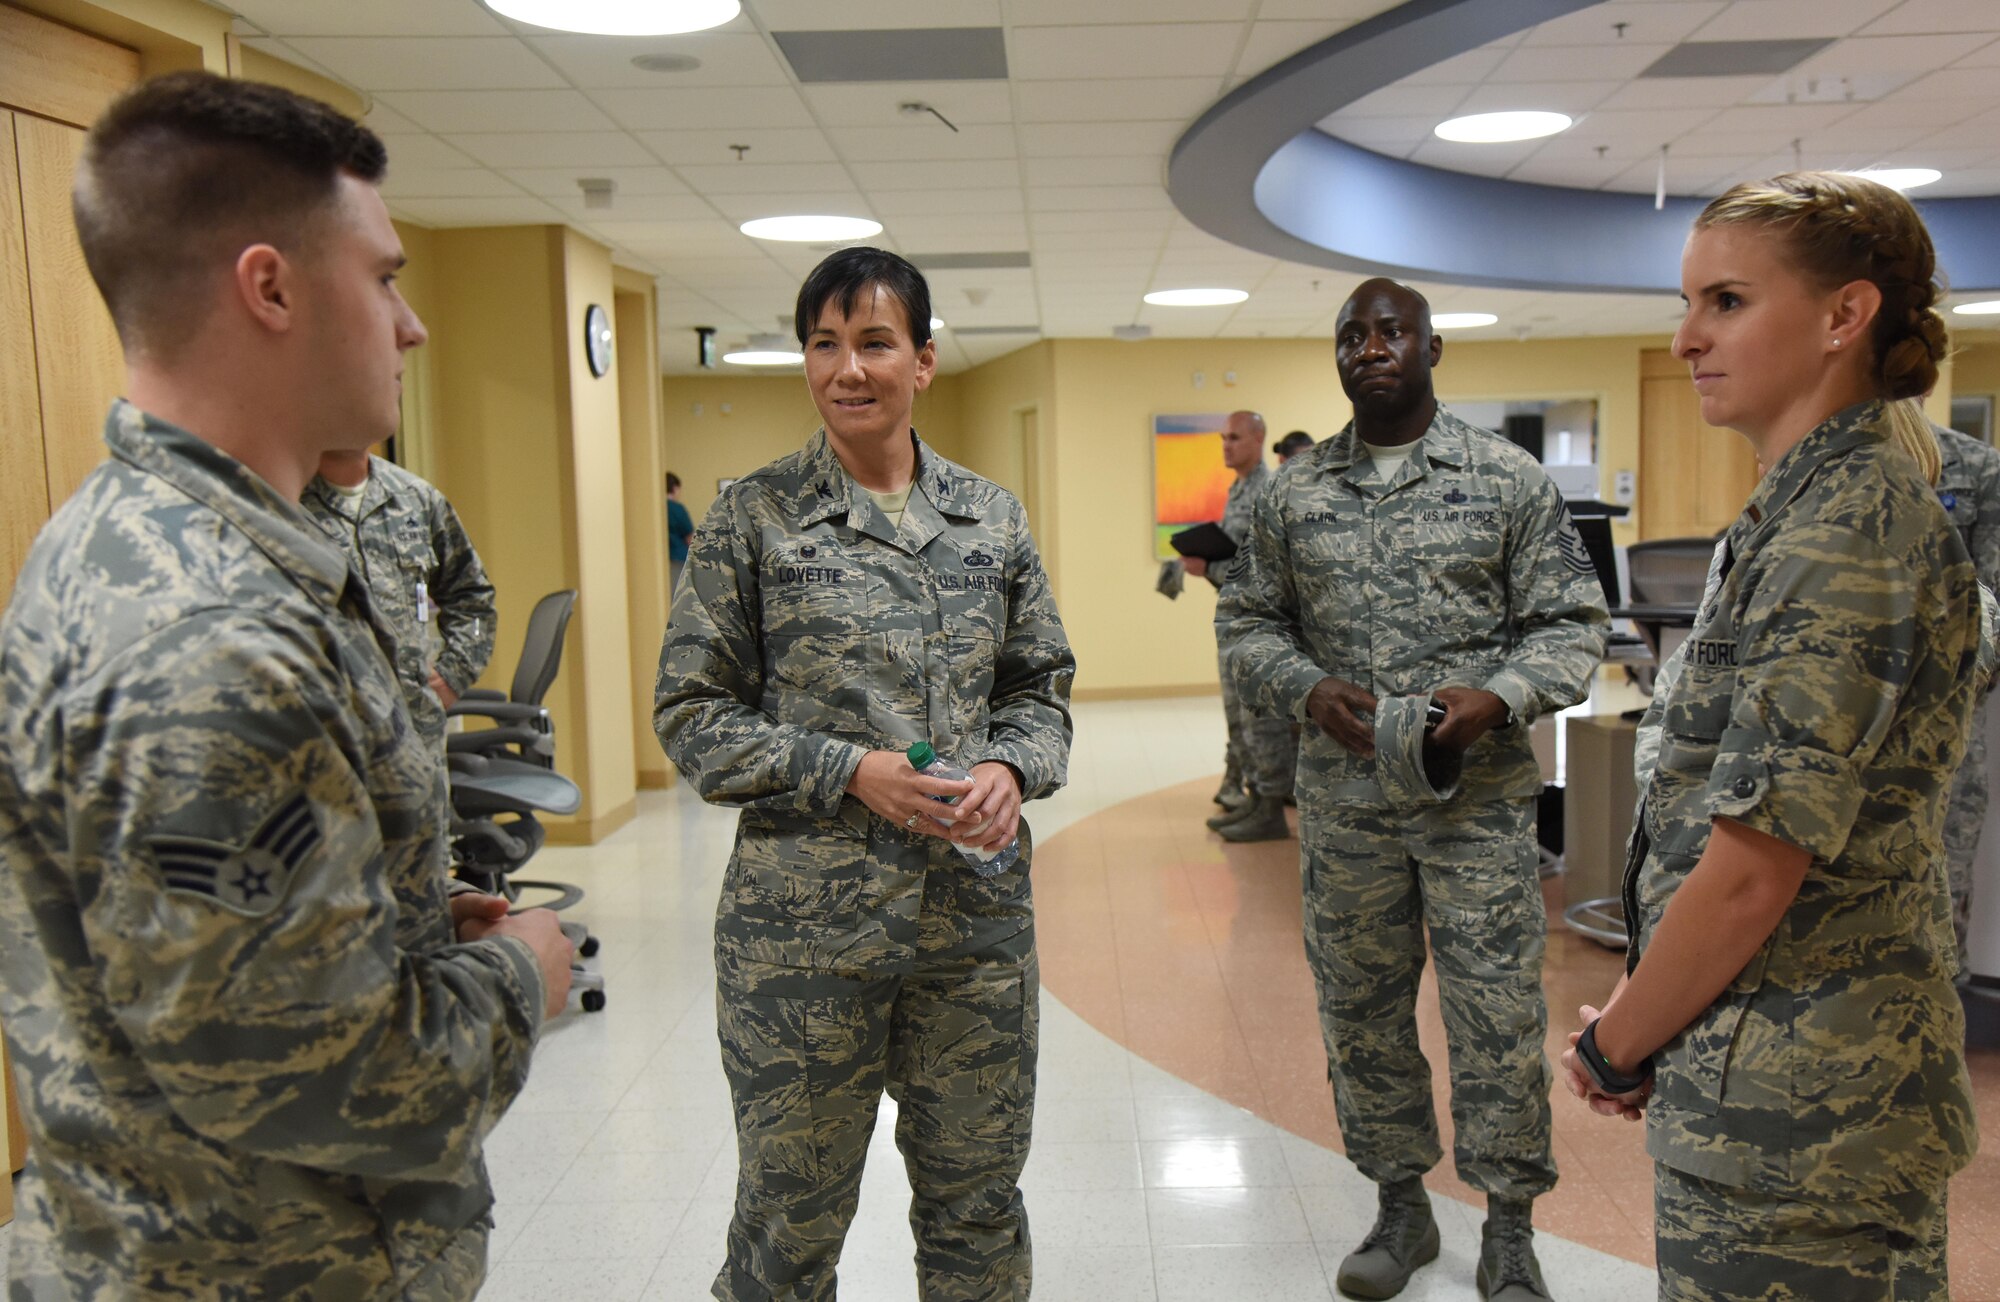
[584,303,613,378]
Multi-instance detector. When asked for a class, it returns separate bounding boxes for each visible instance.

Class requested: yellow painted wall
[953,341,1056,556]
[1955,331,2000,411]
[660,374,962,529]
[614,268,672,788]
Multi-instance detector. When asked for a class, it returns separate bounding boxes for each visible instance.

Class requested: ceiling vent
[1112,324,1152,341]
[911,251,1031,271]
[773,28,1007,83]
[1639,38,1834,79]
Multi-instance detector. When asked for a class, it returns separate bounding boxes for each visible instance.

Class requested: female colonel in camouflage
[656,247,1074,1301]
[1560,173,1979,1300]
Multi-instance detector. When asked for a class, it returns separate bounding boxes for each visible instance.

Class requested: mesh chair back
[1626,538,1716,606]
[510,589,577,706]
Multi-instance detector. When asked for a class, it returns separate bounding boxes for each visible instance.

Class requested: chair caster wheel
[581,990,606,1013]
[579,935,600,958]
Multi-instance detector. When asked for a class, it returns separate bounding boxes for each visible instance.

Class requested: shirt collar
[795,428,976,536]
[1732,400,1888,543]
[104,400,355,609]
[1321,403,1471,486]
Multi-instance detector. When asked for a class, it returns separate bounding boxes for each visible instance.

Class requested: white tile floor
[0,698,1654,1300]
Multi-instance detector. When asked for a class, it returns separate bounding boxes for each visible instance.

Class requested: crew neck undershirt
[866,480,914,530]
[1361,438,1418,484]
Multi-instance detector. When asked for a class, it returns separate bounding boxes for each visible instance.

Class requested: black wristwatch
[1576,1018,1653,1096]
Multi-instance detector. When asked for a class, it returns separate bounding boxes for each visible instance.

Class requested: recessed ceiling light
[1433,312,1499,328]
[1843,167,1941,192]
[1434,111,1572,143]
[1953,300,2000,316]
[724,333,802,366]
[1144,288,1249,307]
[740,214,884,243]
[931,316,945,330]
[483,0,739,35]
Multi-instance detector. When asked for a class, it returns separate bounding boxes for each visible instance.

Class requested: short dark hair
[74,71,387,356]
[793,246,932,348]
[666,472,682,493]
[1275,431,1314,459]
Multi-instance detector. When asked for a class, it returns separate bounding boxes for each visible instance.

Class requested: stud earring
[1832,338,1841,348]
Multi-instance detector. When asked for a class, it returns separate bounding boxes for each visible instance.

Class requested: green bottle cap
[906,741,936,769]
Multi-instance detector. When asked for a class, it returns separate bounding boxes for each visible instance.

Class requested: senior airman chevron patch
[147,793,320,915]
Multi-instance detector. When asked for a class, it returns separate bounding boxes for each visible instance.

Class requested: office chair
[1615,537,1714,694]
[445,588,605,1011]
[448,588,576,766]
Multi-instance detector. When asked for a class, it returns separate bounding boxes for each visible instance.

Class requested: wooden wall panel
[17,110,120,508]
[1638,348,1759,539]
[0,2,140,130]
[0,111,52,609]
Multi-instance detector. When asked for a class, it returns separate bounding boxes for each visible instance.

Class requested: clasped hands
[846,750,1023,853]
[1305,677,1510,757]
[1559,1000,1652,1123]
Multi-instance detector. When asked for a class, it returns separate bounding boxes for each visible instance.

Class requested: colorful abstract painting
[1152,412,1235,559]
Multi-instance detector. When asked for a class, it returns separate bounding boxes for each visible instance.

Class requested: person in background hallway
[1221,279,1608,1301]
[656,246,1074,1302]
[667,470,694,598]
[1932,417,2000,975]
[1276,429,1315,463]
[0,72,571,1300]
[303,450,496,746]
[1561,172,1977,1302]
[1192,410,1296,842]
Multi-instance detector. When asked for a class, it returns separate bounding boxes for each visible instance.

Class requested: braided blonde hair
[1695,171,1948,479]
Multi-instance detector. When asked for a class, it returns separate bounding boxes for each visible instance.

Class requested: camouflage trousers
[1945,696,1989,972]
[711,935,1038,1301]
[1655,1164,1947,1301]
[1299,797,1556,1198]
[1220,646,1297,799]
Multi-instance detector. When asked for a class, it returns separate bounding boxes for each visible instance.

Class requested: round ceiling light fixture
[1144,288,1249,307]
[483,0,739,35]
[1952,299,2000,316]
[1434,110,1572,144]
[1842,167,1941,192]
[931,316,945,330]
[723,333,803,366]
[740,214,884,243]
[1432,312,1499,328]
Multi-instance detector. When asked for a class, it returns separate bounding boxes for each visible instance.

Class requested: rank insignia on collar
[937,474,950,498]
[1442,487,1469,505]
[147,793,321,916]
[816,480,834,500]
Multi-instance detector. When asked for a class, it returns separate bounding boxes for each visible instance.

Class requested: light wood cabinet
[1639,348,1760,540]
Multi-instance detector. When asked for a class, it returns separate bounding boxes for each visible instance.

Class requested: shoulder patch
[147,793,321,916]
[1556,520,1596,577]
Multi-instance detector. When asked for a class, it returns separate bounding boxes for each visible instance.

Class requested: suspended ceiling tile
[373,89,616,133]
[1860,0,2000,36]
[848,158,1021,190]
[501,166,693,197]
[824,124,1021,161]
[594,86,818,131]
[1591,74,1776,110]
[1235,21,1350,78]
[1030,208,1175,234]
[1010,23,1244,81]
[544,193,721,221]
[1452,80,1626,116]
[1690,0,1902,40]
[1021,155,1164,187]
[634,128,835,166]
[1336,82,1461,118]
[672,162,856,194]
[772,27,1007,83]
[1953,37,2000,66]
[361,102,422,133]
[388,195,567,226]
[1488,42,1676,83]
[525,33,793,88]
[282,37,564,90]
[1012,77,1224,124]
[1015,120,1186,159]
[747,0,1001,30]
[1025,185,1172,213]
[1521,2,1725,47]
[870,188,1025,216]
[375,132,482,170]
[1405,137,1548,176]
[800,81,1015,127]
[446,131,658,168]
[705,189,873,220]
[379,167,527,199]
[226,0,508,37]
[1401,46,1510,86]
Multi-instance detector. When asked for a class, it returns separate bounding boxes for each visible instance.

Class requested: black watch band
[1577,1018,1653,1096]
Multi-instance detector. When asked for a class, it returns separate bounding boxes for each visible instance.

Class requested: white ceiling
[219,0,2000,372]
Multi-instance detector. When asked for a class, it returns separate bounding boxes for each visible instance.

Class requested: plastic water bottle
[906,741,1020,876]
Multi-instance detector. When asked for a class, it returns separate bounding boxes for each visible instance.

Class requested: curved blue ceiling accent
[1168,0,2000,296]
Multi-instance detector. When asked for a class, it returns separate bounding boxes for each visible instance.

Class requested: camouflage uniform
[655,430,1074,1302]
[302,455,497,745]
[1215,461,1297,800]
[1219,407,1607,1199]
[1933,423,2000,970]
[1622,401,1980,1298]
[0,403,549,1300]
